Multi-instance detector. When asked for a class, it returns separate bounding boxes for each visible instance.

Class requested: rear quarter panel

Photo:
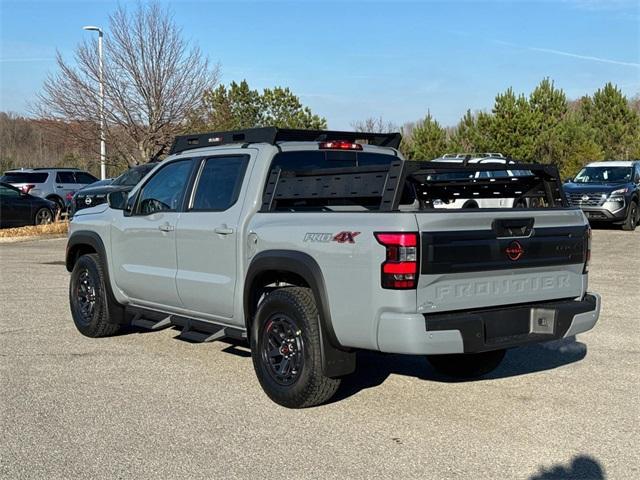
[248,212,419,350]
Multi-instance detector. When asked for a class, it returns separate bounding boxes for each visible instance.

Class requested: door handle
[158,223,175,232]
[214,225,234,235]
[56,185,63,188]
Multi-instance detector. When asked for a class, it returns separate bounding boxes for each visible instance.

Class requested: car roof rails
[169,127,402,155]
[31,167,82,171]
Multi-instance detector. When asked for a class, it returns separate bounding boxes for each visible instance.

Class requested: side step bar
[126,308,246,344]
[131,314,172,331]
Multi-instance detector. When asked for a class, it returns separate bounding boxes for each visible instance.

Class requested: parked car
[0,168,98,212]
[66,128,599,408]
[68,163,157,217]
[429,154,533,209]
[564,161,640,231]
[0,182,58,228]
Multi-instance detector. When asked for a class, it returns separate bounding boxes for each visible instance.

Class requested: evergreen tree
[402,112,447,160]
[490,88,536,161]
[530,78,568,163]
[188,80,326,132]
[448,110,494,153]
[580,83,640,159]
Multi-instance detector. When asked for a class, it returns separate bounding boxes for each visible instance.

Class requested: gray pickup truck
[66,128,600,408]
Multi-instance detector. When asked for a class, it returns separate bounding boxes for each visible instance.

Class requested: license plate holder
[530,308,556,334]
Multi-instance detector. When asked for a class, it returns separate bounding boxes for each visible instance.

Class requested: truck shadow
[332,336,587,403]
[529,455,605,479]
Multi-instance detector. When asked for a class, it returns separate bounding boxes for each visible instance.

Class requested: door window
[190,155,249,211]
[56,171,76,183]
[136,160,193,215]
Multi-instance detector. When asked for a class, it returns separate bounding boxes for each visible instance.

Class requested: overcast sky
[1,0,638,129]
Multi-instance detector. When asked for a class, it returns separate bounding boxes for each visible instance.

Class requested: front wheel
[427,349,506,379]
[34,207,53,225]
[622,200,638,231]
[69,254,122,337]
[250,287,340,408]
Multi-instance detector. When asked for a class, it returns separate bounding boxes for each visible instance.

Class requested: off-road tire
[622,200,638,231]
[69,254,122,337]
[427,349,506,379]
[251,287,341,408]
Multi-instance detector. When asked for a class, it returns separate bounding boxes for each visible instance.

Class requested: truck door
[110,159,194,308]
[175,152,252,321]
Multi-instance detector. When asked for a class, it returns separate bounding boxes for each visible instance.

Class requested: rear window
[265,150,397,212]
[1,172,49,183]
[270,150,396,173]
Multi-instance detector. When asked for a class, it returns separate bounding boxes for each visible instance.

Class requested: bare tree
[351,116,398,133]
[37,2,219,166]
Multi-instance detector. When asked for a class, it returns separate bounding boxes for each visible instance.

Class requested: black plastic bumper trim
[425,294,597,353]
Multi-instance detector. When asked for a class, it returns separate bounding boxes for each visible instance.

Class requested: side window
[191,155,249,211]
[56,171,76,183]
[136,160,193,215]
[635,164,640,182]
[75,172,98,184]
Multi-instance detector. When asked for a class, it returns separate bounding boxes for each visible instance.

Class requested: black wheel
[622,200,638,231]
[69,254,122,337]
[47,196,65,213]
[34,207,53,225]
[250,287,340,408]
[427,349,506,379]
[462,200,479,209]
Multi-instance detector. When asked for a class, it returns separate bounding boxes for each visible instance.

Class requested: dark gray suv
[564,161,640,231]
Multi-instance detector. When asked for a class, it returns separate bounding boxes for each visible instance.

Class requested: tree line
[400,80,640,177]
[1,2,638,179]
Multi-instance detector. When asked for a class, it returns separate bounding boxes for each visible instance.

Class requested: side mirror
[107,191,127,210]
[564,178,572,183]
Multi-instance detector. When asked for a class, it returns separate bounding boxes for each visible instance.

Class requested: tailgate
[416,209,588,313]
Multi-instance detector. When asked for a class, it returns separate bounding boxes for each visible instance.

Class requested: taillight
[66,192,74,201]
[375,232,419,289]
[318,140,363,151]
[583,226,591,273]
[20,184,35,194]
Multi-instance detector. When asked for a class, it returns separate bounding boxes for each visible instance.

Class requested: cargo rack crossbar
[169,127,402,155]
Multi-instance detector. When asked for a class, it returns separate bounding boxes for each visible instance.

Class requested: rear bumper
[377,293,601,355]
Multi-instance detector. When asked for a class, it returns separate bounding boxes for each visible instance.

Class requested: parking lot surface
[1,229,638,479]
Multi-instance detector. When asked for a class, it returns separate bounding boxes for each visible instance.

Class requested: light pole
[82,25,106,180]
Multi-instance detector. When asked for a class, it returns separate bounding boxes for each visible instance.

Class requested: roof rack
[169,127,402,155]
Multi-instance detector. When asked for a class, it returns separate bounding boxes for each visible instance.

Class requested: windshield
[112,164,154,186]
[573,166,632,183]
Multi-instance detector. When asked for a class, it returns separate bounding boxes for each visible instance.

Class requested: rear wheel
[427,349,506,379]
[47,196,65,213]
[622,200,638,231]
[34,207,53,225]
[251,287,340,408]
[69,254,122,337]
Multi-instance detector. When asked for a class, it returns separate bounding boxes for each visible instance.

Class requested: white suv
[430,154,532,209]
[1,168,98,212]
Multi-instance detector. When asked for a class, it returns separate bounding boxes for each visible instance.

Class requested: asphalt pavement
[1,229,638,479]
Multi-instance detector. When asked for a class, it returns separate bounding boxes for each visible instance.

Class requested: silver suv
[1,168,98,212]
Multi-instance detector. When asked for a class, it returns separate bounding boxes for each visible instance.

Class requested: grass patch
[0,221,69,238]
